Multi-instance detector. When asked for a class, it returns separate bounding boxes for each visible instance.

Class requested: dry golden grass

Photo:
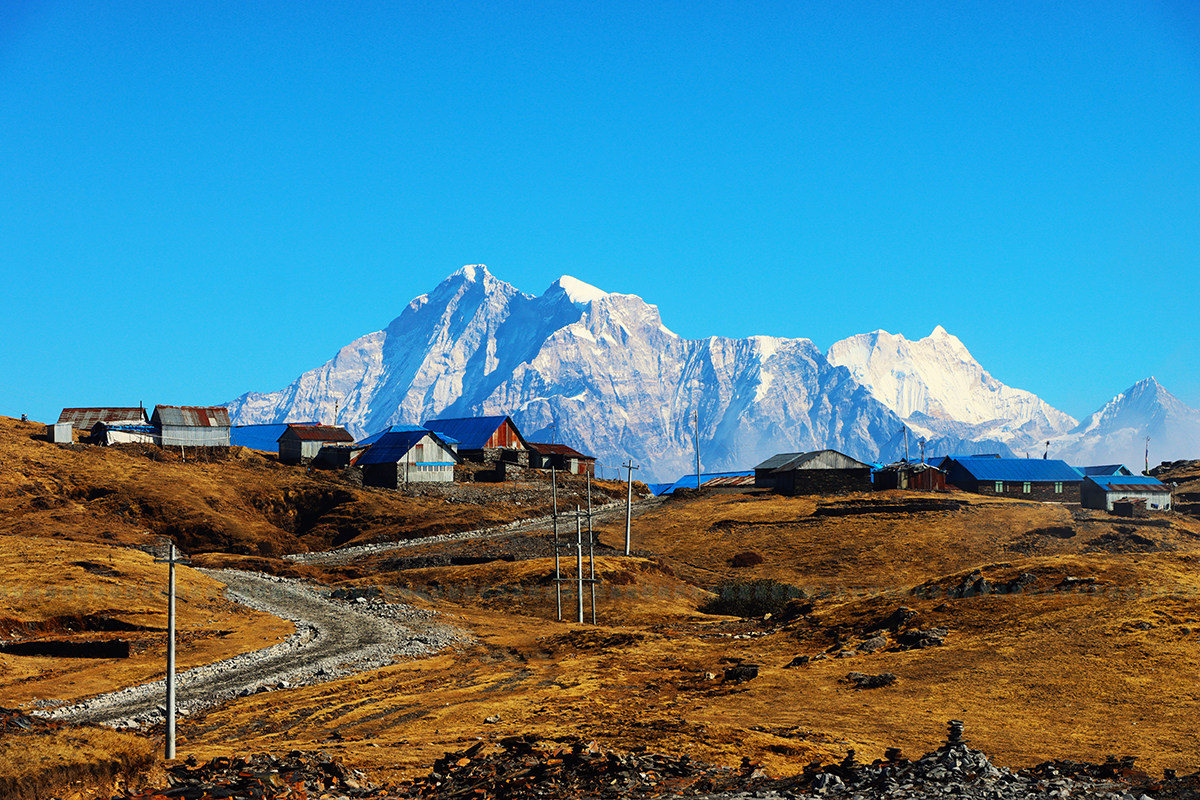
[170,491,1200,780]
[0,536,295,707]
[0,725,155,800]
[6,411,1200,788]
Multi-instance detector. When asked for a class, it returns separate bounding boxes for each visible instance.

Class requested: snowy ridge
[226,266,1197,480]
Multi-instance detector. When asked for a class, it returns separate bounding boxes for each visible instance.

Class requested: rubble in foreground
[110,722,1200,800]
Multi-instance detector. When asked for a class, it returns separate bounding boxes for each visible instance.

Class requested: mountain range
[226,266,1200,481]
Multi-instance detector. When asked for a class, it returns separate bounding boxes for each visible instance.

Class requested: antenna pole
[695,410,700,489]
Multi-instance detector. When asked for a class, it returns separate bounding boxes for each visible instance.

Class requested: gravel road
[286,495,666,566]
[41,569,463,728]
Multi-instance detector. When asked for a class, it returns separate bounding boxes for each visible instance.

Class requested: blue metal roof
[357,430,457,466]
[949,458,1082,482]
[1085,475,1168,490]
[422,416,514,450]
[656,470,754,495]
[1080,465,1132,476]
[358,425,430,447]
[232,423,318,451]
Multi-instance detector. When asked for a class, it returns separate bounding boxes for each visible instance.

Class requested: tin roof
[232,423,317,451]
[279,425,355,443]
[754,450,870,472]
[1080,465,1133,476]
[1085,475,1169,492]
[656,470,755,495]
[422,416,524,451]
[357,430,458,466]
[152,406,232,428]
[948,458,1082,482]
[358,425,439,447]
[527,442,593,460]
[58,407,148,429]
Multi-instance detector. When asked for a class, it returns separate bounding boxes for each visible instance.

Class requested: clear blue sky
[2,0,1197,425]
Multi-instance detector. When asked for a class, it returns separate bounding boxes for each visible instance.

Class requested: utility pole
[694,410,701,489]
[153,542,185,760]
[576,506,584,624]
[623,460,640,556]
[1145,437,1151,475]
[552,463,561,620]
[587,474,596,624]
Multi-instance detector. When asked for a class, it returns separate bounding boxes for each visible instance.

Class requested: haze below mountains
[226,266,1200,482]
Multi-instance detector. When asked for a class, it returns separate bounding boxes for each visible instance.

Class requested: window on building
[994,481,1003,492]
[1055,481,1063,493]
[1023,481,1031,493]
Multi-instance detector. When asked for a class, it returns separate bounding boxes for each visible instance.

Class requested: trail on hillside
[286,495,668,566]
[43,570,461,728]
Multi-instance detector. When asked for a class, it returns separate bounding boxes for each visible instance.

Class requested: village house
[276,424,355,464]
[938,455,1083,502]
[754,450,873,494]
[356,427,458,488]
[1080,474,1172,513]
[152,406,232,448]
[873,461,947,491]
[527,442,596,476]
[422,416,529,467]
[54,407,148,443]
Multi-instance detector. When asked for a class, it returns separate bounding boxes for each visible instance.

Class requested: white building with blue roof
[357,427,458,488]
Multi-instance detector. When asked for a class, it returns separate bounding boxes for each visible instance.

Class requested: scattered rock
[783,655,810,668]
[722,663,760,683]
[857,635,887,652]
[896,626,949,650]
[844,671,897,689]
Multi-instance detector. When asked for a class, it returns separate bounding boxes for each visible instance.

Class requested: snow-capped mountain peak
[551,275,609,308]
[825,327,1076,449]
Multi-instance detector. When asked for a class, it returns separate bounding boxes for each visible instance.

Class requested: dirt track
[41,570,461,728]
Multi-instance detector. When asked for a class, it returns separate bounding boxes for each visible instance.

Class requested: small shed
[46,422,75,443]
[527,442,596,476]
[754,450,873,494]
[654,471,756,495]
[152,406,232,448]
[277,424,355,464]
[1081,475,1172,512]
[357,429,459,488]
[422,416,530,466]
[58,407,148,431]
[874,462,947,491]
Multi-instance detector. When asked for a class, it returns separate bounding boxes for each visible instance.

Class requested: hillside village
[50,404,1185,515]
[4,408,1200,798]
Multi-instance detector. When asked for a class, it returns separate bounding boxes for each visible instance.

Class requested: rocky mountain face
[1048,378,1200,472]
[226,266,1197,481]
[827,327,1078,459]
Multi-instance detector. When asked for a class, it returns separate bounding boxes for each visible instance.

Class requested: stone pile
[106,723,1200,799]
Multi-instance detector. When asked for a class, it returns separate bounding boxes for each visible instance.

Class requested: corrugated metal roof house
[754,450,873,494]
[527,442,596,475]
[58,407,148,431]
[939,457,1082,501]
[277,424,355,464]
[422,416,529,467]
[357,429,458,488]
[654,470,756,495]
[152,406,232,448]
[1081,475,1172,512]
[874,462,947,491]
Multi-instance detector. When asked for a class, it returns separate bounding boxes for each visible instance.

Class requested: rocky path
[42,570,462,728]
[285,495,667,566]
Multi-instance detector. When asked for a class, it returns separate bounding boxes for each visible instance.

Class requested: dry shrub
[730,550,764,567]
